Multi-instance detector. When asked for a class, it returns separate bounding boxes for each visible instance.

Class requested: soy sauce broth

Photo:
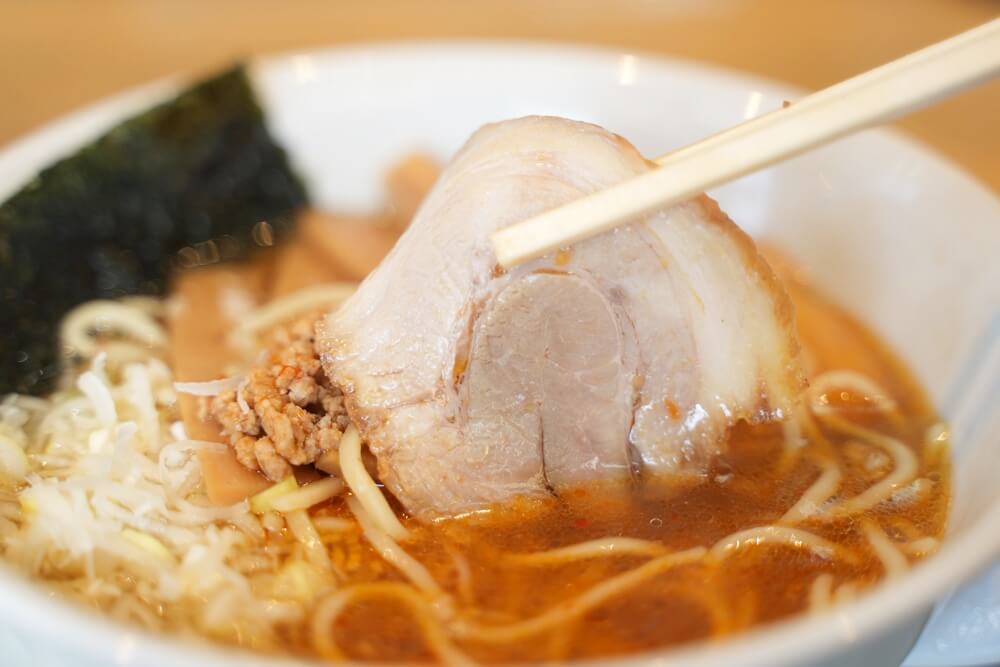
[298,277,948,663]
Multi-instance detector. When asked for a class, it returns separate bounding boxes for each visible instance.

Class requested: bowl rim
[1,39,998,667]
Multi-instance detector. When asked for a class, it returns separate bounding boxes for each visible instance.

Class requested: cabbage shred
[0,349,336,646]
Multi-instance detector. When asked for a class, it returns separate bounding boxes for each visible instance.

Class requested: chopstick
[491,18,1000,268]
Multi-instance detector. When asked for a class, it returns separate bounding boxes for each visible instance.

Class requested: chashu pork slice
[318,116,805,518]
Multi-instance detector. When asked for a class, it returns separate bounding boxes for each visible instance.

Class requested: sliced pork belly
[318,116,805,517]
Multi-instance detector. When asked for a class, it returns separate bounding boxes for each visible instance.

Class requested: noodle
[709,526,846,562]
[885,516,922,540]
[861,520,909,578]
[923,422,951,467]
[311,582,474,666]
[231,283,356,340]
[816,414,918,518]
[449,548,475,606]
[0,280,949,661]
[924,422,949,446]
[285,509,332,573]
[778,407,832,472]
[780,409,806,454]
[900,537,939,556]
[779,458,842,524]
[506,537,667,565]
[339,425,408,540]
[312,516,356,534]
[808,573,834,612]
[60,300,167,360]
[347,496,446,604]
[885,477,933,508]
[451,547,706,642]
[173,377,244,396]
[545,616,579,662]
[807,370,897,416]
[798,402,838,457]
[779,371,923,524]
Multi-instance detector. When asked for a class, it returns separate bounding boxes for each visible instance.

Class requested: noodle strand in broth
[0,245,950,663]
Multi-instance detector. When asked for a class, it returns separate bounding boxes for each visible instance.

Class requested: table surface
[1,0,997,192]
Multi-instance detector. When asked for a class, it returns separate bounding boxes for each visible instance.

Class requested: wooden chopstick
[491,18,1000,268]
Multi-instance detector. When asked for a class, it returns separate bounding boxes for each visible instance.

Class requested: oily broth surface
[1,159,949,661]
[149,229,950,662]
[289,279,949,662]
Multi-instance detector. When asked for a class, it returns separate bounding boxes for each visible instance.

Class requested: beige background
[0,0,997,191]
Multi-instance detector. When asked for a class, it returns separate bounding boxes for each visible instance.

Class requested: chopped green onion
[250,476,299,514]
[121,528,175,562]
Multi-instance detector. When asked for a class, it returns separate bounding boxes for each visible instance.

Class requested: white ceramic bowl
[0,43,998,667]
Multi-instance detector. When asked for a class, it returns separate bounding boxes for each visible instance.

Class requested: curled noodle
[451,547,707,643]
[780,458,842,524]
[312,582,473,666]
[60,300,167,361]
[1,283,947,660]
[807,370,897,416]
[347,496,445,603]
[710,526,847,562]
[815,414,918,519]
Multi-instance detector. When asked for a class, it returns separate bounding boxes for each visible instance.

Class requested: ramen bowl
[0,43,998,667]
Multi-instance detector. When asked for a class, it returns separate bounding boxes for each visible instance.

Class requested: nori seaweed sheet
[0,66,308,395]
